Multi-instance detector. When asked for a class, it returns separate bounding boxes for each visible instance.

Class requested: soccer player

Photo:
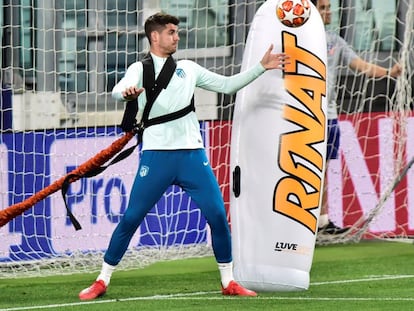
[79,12,289,300]
[310,0,402,234]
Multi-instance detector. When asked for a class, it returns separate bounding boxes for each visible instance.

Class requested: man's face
[152,23,180,55]
[315,0,332,25]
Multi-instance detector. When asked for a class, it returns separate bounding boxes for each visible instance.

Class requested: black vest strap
[119,53,175,132]
[120,99,138,132]
[145,99,195,127]
[141,53,177,123]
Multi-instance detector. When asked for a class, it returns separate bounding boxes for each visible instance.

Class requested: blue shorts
[103,149,232,265]
[327,119,340,160]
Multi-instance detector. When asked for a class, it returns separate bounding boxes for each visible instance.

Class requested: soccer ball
[276,0,311,28]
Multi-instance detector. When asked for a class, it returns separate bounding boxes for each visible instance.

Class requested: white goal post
[0,0,413,278]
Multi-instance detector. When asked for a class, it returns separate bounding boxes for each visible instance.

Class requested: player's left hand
[389,63,402,78]
[260,44,290,70]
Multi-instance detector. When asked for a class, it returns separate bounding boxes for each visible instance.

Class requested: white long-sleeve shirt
[112,53,266,150]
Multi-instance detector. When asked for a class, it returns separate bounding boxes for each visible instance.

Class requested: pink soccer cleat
[221,280,257,297]
[79,280,107,300]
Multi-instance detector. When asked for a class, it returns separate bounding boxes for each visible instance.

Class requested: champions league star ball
[276,0,311,27]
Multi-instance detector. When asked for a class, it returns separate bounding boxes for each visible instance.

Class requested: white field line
[1,274,414,311]
[311,274,414,285]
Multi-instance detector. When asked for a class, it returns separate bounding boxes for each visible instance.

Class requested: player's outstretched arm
[260,44,290,70]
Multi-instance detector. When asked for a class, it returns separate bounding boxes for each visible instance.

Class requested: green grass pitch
[1,241,414,311]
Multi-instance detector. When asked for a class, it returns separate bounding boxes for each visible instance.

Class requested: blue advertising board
[0,126,208,262]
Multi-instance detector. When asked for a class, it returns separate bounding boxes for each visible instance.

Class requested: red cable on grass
[0,131,135,228]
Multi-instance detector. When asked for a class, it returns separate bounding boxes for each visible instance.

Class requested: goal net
[318,0,414,245]
[0,0,413,278]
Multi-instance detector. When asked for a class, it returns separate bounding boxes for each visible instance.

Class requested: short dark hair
[310,0,317,5]
[144,12,180,43]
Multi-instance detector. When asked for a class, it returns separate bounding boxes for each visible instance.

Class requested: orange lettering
[273,32,326,233]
